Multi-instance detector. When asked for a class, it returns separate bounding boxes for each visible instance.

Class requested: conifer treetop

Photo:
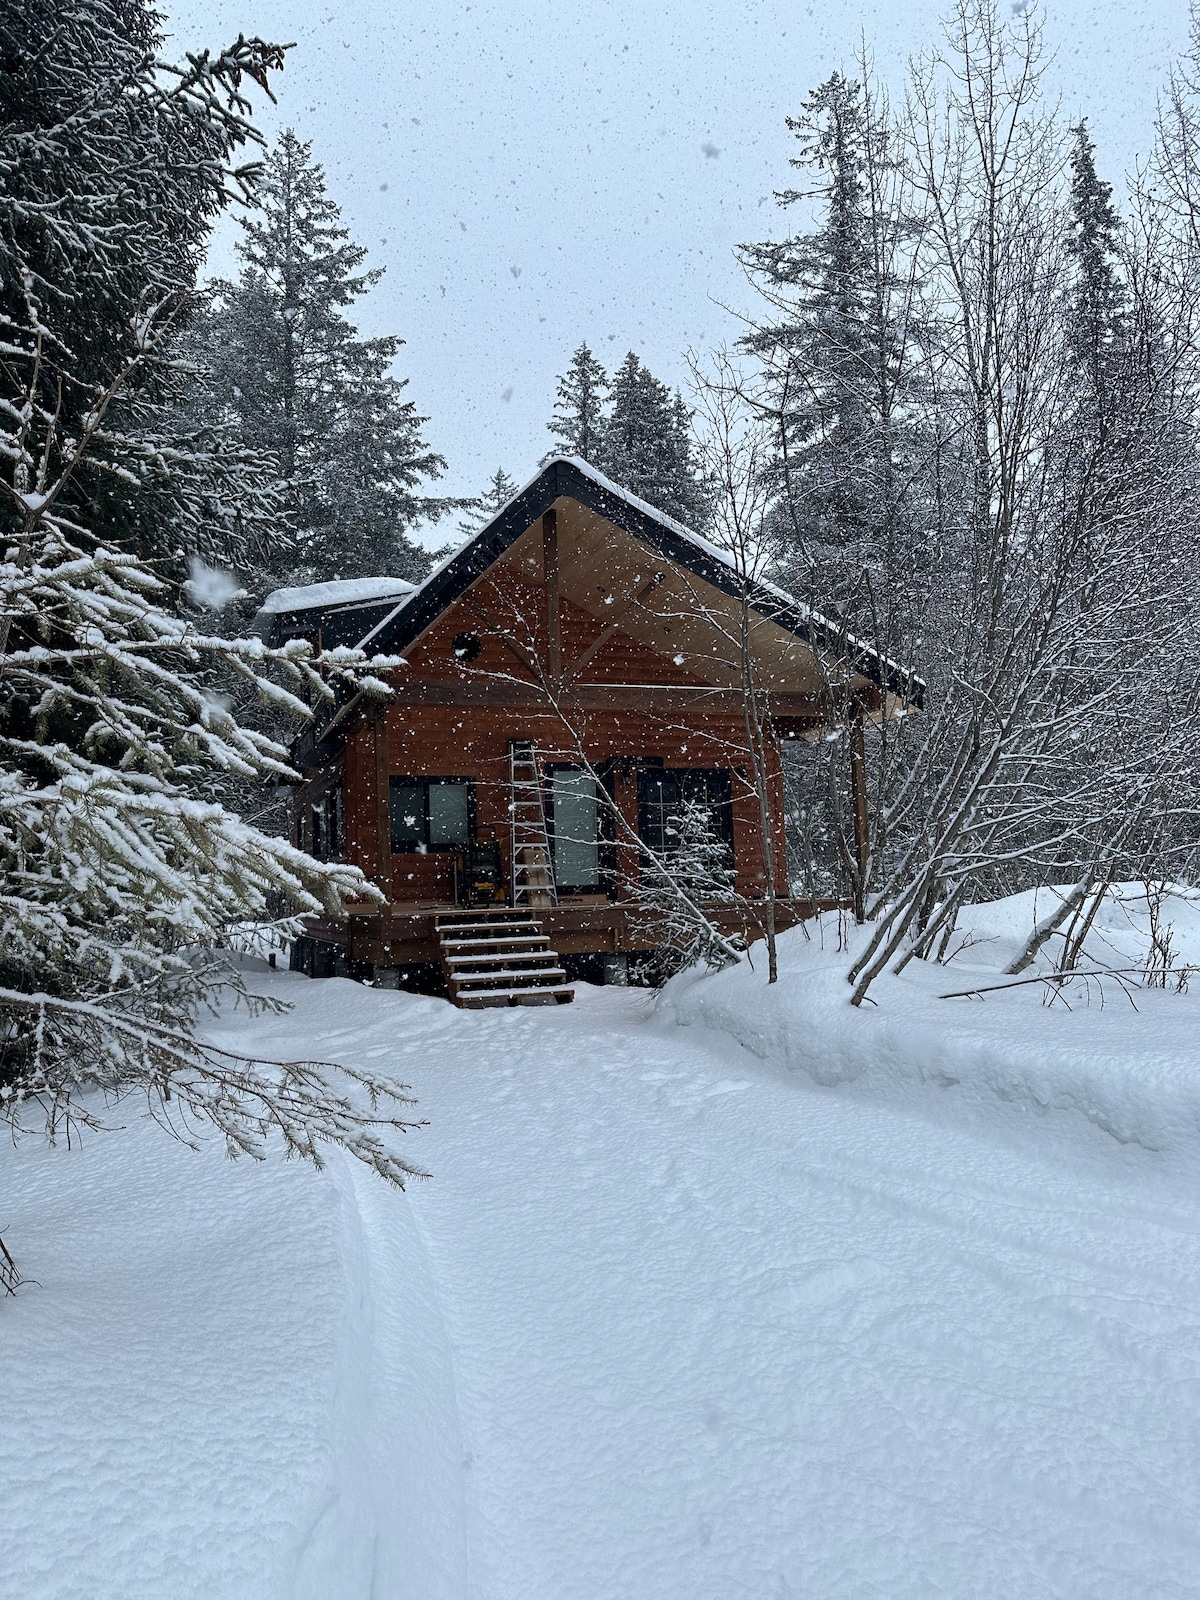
[198,129,451,590]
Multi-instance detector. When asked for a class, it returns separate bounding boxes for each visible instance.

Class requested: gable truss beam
[462,596,541,682]
[381,677,825,721]
[562,571,666,684]
[543,508,561,681]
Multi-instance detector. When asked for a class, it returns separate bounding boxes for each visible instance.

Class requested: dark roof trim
[256,596,412,651]
[356,457,924,708]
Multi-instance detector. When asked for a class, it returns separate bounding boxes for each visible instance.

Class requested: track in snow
[7,965,1200,1599]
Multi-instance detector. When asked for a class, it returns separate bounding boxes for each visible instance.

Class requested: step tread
[450,967,568,988]
[457,986,575,1008]
[435,914,537,927]
[444,950,557,967]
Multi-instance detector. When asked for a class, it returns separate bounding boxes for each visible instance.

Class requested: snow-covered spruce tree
[196,129,450,593]
[458,466,518,539]
[0,3,425,1190]
[738,69,927,620]
[546,341,609,463]
[599,352,711,528]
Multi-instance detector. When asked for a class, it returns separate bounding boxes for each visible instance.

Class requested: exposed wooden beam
[462,596,540,681]
[543,507,561,682]
[374,708,392,888]
[563,571,666,683]
[382,676,826,721]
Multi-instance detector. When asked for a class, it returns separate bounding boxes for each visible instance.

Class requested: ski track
[7,960,1200,1598]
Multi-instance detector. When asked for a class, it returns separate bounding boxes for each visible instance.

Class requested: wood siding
[330,560,791,910]
[304,524,795,952]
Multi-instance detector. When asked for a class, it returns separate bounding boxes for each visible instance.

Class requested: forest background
[2,0,1200,1261]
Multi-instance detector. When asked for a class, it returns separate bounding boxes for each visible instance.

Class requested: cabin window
[428,782,470,847]
[549,768,601,890]
[637,768,733,857]
[389,777,473,851]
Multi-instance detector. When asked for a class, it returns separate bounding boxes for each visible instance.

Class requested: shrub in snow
[635,800,744,983]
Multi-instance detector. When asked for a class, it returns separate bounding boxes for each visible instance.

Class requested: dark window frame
[388,775,475,853]
[636,767,734,859]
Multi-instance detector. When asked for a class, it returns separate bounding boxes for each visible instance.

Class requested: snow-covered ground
[7,888,1200,1598]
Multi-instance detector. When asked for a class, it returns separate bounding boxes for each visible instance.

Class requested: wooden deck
[299,895,845,973]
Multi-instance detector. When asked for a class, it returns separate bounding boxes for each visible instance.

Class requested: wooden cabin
[260,457,920,1005]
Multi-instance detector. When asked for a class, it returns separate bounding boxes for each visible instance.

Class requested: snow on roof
[258,576,417,617]
[351,457,922,697]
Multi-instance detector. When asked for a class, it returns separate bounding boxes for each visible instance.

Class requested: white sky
[163,0,1189,530]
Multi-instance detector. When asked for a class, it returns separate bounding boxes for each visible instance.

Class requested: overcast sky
[163,0,1189,532]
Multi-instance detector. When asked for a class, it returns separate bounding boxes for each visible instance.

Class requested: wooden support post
[374,708,391,893]
[542,507,561,683]
[849,711,870,885]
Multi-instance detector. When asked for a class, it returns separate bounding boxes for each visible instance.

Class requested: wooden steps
[435,909,574,1009]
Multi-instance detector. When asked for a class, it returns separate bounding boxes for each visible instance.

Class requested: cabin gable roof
[358,457,924,709]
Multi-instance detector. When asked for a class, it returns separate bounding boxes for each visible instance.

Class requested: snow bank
[660,888,1200,1158]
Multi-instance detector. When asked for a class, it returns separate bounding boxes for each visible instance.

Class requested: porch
[295,893,844,980]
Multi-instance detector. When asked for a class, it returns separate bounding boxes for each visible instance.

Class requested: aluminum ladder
[508,740,557,908]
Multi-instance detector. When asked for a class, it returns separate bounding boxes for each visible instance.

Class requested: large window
[637,767,733,856]
[389,777,472,852]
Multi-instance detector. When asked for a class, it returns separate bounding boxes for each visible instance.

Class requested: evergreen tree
[546,341,609,461]
[1065,121,1126,428]
[0,2,423,1186]
[198,130,448,590]
[458,466,519,539]
[740,72,921,608]
[601,353,711,528]
[547,343,709,527]
[0,0,288,584]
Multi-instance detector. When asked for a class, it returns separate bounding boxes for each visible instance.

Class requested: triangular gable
[359,457,924,709]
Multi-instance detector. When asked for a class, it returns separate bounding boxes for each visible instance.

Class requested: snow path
[7,950,1200,1597]
[227,973,1200,1598]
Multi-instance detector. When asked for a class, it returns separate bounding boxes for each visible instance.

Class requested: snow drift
[663,886,1200,1156]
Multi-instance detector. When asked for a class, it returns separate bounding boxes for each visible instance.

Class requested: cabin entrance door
[453,838,504,906]
[548,766,602,893]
